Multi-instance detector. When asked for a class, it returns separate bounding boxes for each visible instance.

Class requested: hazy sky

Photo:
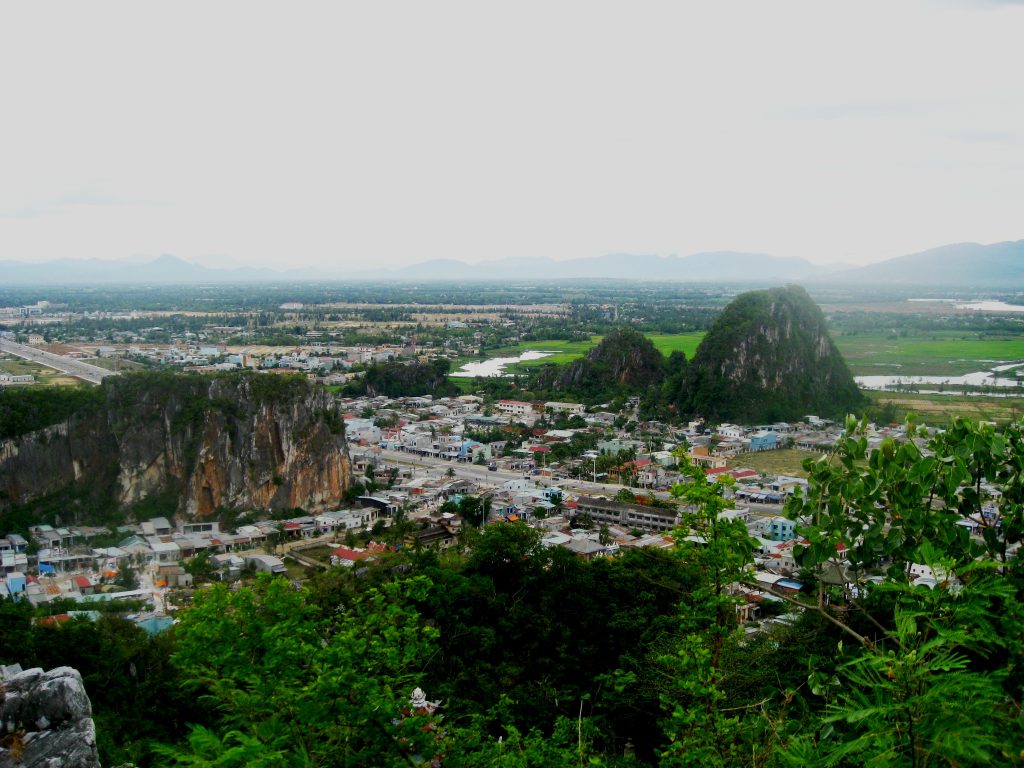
[2,1,1022,271]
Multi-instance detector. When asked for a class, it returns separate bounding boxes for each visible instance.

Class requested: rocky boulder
[0,666,100,768]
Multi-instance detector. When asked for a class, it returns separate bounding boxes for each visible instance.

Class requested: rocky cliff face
[682,285,864,422]
[0,372,351,520]
[0,666,100,768]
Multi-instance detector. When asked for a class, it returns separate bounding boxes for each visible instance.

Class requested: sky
[1,0,1022,271]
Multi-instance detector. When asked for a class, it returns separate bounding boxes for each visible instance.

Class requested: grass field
[502,332,707,372]
[866,390,1024,426]
[833,334,1024,376]
[89,357,147,372]
[0,356,86,387]
[501,332,1024,377]
[730,448,819,478]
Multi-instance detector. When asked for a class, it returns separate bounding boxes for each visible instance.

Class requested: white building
[544,401,585,415]
[497,400,534,418]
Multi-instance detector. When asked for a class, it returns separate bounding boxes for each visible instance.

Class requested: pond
[452,350,555,378]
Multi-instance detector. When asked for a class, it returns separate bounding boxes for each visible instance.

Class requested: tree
[777,416,1024,765]
[659,463,757,766]
[549,490,564,516]
[183,550,214,583]
[115,559,140,590]
[164,574,442,766]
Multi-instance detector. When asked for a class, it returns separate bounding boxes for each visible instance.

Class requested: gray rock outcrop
[0,666,100,768]
[0,372,351,520]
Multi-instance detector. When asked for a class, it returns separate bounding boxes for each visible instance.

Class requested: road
[373,447,629,495]
[0,337,118,385]
[371,447,793,520]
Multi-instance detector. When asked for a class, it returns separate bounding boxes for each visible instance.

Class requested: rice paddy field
[504,332,706,371]
[469,331,1024,385]
[866,390,1024,425]
[503,332,1024,378]
[832,334,1024,376]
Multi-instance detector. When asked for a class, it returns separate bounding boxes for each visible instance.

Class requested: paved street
[373,447,627,494]
[369,447,790,519]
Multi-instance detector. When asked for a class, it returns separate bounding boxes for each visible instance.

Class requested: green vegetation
[0,356,90,387]
[4,417,1024,765]
[0,602,201,766]
[534,326,668,402]
[728,447,816,478]
[501,332,706,372]
[867,389,1024,426]
[0,384,105,439]
[834,333,1024,376]
[346,358,458,398]
[682,286,865,422]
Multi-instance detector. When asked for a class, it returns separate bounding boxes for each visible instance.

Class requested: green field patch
[729,448,818,478]
[834,334,1024,376]
[504,333,706,373]
[647,333,705,359]
[0,356,88,387]
[454,331,1024,383]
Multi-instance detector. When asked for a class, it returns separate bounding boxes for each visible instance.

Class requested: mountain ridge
[2,240,1021,286]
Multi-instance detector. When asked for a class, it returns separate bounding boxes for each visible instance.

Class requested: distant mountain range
[2,240,1022,287]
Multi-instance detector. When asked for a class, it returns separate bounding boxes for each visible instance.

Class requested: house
[1,551,29,575]
[146,538,182,563]
[749,430,778,452]
[158,564,194,588]
[211,553,245,580]
[763,516,797,542]
[406,525,457,550]
[565,537,608,561]
[544,401,585,416]
[141,517,174,536]
[245,555,287,575]
[331,547,376,567]
[686,445,728,470]
[497,400,535,421]
[73,575,95,595]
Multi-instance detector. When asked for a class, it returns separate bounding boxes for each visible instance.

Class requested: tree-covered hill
[679,285,864,422]
[533,326,666,402]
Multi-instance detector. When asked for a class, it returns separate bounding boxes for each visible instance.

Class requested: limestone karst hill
[0,371,351,523]
[535,326,666,402]
[680,285,864,422]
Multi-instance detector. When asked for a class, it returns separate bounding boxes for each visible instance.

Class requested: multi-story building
[573,496,680,533]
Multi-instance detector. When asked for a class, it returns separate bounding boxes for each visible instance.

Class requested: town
[0,382,963,640]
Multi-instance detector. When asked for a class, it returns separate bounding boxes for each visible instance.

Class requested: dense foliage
[0,385,104,440]
[680,285,865,422]
[4,417,1024,766]
[533,326,668,402]
[346,358,458,398]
